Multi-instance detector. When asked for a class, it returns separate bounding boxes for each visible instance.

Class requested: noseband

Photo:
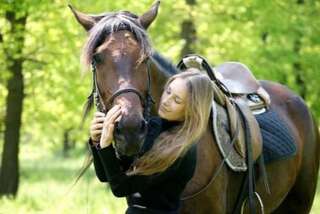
[90,57,155,122]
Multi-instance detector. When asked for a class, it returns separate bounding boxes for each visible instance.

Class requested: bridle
[89,57,155,121]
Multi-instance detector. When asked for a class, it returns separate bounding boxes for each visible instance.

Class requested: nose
[162,96,171,107]
[115,119,147,137]
[113,116,148,156]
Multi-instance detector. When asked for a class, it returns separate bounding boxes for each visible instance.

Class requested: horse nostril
[140,120,147,133]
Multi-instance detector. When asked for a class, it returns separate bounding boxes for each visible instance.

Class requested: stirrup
[240,192,264,214]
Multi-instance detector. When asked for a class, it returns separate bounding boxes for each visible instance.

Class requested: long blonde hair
[126,69,214,176]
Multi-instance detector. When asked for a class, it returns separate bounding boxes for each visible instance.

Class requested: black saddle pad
[255,109,297,163]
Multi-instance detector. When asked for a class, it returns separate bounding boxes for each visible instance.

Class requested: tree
[180,0,197,57]
[0,2,27,196]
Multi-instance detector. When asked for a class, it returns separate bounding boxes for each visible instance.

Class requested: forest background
[0,0,319,213]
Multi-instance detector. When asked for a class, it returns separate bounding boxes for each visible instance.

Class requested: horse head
[70,1,160,156]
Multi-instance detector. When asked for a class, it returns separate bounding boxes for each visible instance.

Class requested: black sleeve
[88,138,108,182]
[88,138,134,182]
[97,144,196,198]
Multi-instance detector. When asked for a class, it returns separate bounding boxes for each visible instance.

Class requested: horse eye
[93,53,104,64]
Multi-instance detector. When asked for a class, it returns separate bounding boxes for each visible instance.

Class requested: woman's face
[158,78,188,121]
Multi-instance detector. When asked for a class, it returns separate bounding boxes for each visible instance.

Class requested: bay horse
[70,1,320,213]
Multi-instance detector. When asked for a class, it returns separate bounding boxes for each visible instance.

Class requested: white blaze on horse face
[112,49,122,58]
[158,78,187,122]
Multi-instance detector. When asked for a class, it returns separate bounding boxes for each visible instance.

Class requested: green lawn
[0,144,320,214]
[0,145,127,214]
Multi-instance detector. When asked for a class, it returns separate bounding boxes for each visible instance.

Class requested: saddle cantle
[177,54,269,171]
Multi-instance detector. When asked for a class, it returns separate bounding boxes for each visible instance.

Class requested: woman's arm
[88,105,122,182]
[89,138,134,182]
[88,138,108,182]
[97,144,197,198]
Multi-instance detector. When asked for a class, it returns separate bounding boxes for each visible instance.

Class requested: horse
[70,1,320,213]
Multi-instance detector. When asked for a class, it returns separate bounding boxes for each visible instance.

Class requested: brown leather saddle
[214,62,271,112]
[177,54,270,171]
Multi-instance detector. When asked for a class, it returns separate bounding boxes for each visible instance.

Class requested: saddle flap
[235,99,263,161]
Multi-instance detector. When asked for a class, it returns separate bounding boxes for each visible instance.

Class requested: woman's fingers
[91,123,103,131]
[107,109,122,123]
[92,117,105,125]
[91,108,121,147]
[94,111,105,117]
[100,123,115,147]
[101,110,121,136]
[105,105,121,120]
[115,114,122,122]
[90,129,102,142]
[91,130,102,136]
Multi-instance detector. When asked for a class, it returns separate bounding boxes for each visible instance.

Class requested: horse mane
[151,52,179,77]
[82,10,152,67]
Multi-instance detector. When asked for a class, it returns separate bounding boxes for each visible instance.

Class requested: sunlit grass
[0,144,126,214]
[0,143,320,213]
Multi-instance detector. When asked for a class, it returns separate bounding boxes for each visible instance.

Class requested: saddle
[177,54,270,171]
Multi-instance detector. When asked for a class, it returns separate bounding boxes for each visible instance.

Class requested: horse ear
[69,4,96,31]
[138,0,160,29]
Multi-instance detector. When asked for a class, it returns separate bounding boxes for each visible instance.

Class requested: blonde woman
[89,69,214,214]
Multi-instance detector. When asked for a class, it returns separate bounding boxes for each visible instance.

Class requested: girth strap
[232,99,265,214]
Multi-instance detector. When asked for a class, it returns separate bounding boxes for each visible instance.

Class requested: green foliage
[1,0,317,149]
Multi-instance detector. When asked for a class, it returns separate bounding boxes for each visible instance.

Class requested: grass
[0,144,126,214]
[0,143,320,214]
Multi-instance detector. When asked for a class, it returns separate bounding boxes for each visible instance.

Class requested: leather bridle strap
[92,60,107,113]
[90,57,154,122]
[107,88,146,108]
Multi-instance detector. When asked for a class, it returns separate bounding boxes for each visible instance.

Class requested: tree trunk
[293,0,306,99]
[180,0,197,58]
[293,39,306,99]
[0,11,27,197]
[63,128,73,158]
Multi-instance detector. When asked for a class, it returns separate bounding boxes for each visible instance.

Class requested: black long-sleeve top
[89,117,197,214]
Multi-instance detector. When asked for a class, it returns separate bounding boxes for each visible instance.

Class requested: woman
[89,69,214,214]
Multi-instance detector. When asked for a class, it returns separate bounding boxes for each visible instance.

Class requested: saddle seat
[214,62,260,94]
[178,55,271,114]
[177,55,269,171]
[214,62,271,113]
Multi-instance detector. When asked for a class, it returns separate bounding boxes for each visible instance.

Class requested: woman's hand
[89,111,106,145]
[100,105,123,149]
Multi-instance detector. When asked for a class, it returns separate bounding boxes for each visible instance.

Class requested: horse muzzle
[113,118,148,156]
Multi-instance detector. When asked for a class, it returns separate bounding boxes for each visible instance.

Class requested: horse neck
[149,62,170,116]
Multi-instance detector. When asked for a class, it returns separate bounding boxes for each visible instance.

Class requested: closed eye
[175,98,182,104]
